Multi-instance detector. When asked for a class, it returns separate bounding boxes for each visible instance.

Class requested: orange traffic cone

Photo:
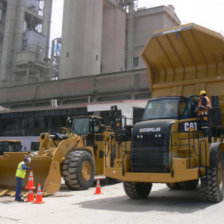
[94,178,103,195]
[33,184,45,204]
[25,170,35,190]
[26,189,34,202]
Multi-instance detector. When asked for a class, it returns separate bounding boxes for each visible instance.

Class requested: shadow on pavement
[73,187,214,213]
[59,178,118,192]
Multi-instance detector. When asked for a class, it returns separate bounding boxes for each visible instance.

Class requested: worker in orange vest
[198,90,211,111]
[197,90,211,135]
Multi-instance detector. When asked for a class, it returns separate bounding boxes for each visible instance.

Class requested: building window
[133,57,139,67]
[0,8,2,21]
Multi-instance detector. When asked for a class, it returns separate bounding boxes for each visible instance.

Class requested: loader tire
[200,149,224,202]
[62,150,95,190]
[166,183,180,190]
[123,181,152,199]
[178,180,199,190]
[61,151,74,180]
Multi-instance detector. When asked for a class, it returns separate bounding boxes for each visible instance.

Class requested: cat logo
[184,122,197,131]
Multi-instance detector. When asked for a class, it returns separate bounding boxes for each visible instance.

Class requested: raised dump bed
[142,23,224,112]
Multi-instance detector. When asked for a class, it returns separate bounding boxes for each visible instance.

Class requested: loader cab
[0,140,22,155]
[72,116,103,146]
[72,116,103,135]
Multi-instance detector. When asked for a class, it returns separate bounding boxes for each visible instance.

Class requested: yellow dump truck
[0,114,121,196]
[104,23,224,202]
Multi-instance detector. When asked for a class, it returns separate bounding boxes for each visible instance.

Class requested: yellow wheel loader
[104,23,224,203]
[0,115,117,196]
[0,140,22,155]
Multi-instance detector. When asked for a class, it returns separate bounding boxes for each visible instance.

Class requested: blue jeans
[15,177,23,200]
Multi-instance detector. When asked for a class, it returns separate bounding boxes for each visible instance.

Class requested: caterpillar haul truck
[0,110,127,196]
[104,23,224,202]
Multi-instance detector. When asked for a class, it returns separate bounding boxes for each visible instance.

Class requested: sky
[50,0,224,43]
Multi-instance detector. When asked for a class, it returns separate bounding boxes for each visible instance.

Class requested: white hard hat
[25,156,31,163]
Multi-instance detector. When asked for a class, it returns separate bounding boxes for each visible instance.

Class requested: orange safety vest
[198,96,211,109]
[197,96,211,117]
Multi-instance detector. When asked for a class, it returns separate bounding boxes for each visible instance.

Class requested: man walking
[15,156,32,202]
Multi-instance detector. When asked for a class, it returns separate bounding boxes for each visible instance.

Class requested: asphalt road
[0,183,223,224]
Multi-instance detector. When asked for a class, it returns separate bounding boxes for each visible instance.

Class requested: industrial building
[0,0,181,110]
[0,0,52,87]
[0,0,181,150]
[59,0,180,79]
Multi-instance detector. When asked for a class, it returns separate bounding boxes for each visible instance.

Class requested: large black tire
[200,148,224,202]
[62,150,95,190]
[178,180,199,190]
[166,183,180,190]
[61,151,74,181]
[123,182,152,199]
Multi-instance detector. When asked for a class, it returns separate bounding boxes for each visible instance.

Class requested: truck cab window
[142,98,180,120]
[182,95,199,119]
[179,99,186,118]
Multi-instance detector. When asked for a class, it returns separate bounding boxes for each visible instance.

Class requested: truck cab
[142,96,186,120]
[131,95,200,173]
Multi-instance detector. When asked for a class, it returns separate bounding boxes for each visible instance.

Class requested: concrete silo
[60,0,104,79]
[101,1,126,74]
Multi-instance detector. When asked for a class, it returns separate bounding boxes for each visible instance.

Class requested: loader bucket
[0,152,57,196]
[0,135,82,197]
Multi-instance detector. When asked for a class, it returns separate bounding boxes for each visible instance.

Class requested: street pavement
[0,183,223,224]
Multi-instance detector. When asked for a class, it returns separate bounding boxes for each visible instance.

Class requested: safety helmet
[200,90,206,96]
[25,156,31,163]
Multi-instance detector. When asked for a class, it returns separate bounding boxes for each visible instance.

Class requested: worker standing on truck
[198,90,211,111]
[15,156,32,202]
[197,90,211,135]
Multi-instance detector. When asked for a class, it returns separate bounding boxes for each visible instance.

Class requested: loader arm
[42,134,81,194]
